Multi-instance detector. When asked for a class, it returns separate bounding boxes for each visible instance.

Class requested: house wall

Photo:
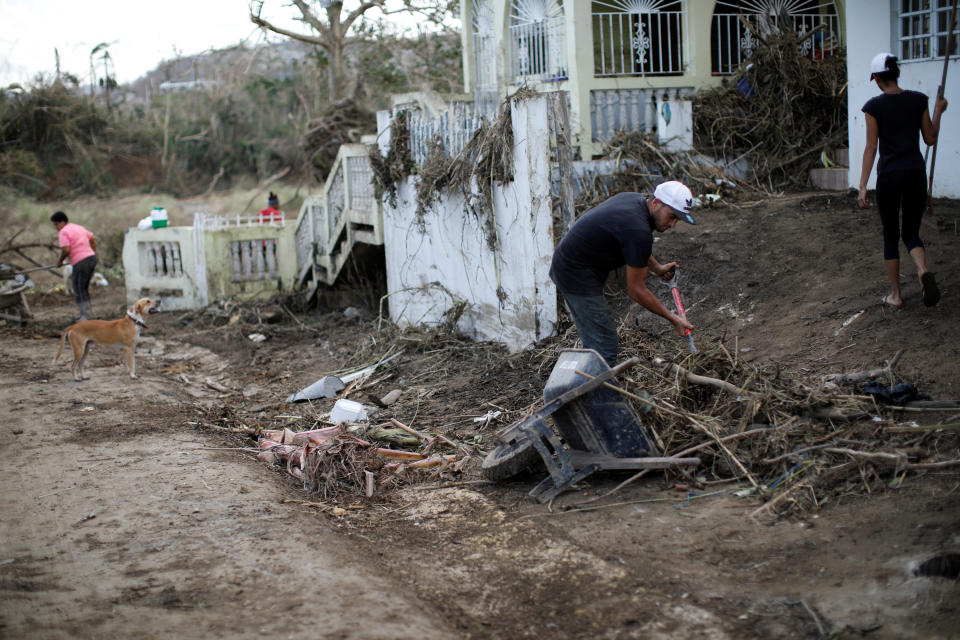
[463,0,847,160]
[378,95,557,352]
[846,0,960,197]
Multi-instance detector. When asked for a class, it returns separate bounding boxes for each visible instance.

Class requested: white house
[462,0,846,160]
[846,0,959,197]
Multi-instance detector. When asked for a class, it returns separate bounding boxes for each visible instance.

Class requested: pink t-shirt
[58,223,95,264]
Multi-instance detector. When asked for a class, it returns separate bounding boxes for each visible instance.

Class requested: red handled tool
[663,268,697,354]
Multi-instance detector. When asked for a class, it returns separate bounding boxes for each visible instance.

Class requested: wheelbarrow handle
[7,265,59,276]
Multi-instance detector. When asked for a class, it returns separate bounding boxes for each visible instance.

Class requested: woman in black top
[858,52,947,308]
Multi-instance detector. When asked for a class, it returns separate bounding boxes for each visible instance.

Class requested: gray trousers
[561,292,618,367]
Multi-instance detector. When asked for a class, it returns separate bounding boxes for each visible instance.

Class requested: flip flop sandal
[921,272,940,307]
[881,295,903,310]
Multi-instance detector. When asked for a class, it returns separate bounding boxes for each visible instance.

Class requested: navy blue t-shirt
[862,90,928,175]
[549,192,653,296]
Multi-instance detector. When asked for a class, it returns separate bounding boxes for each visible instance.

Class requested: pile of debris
[194,309,958,519]
[606,334,960,518]
[256,418,468,501]
[574,130,743,216]
[691,23,847,191]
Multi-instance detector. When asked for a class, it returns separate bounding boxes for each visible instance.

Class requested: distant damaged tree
[249,0,452,102]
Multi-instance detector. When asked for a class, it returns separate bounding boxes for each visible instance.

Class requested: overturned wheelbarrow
[0,283,33,327]
[482,349,699,502]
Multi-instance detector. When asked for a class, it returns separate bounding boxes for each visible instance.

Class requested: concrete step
[809,166,849,191]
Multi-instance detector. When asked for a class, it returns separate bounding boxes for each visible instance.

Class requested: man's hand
[652,260,679,280]
[857,187,869,209]
[671,314,693,336]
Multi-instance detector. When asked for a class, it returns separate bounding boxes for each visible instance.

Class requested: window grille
[510,0,568,82]
[593,0,685,77]
[899,0,960,62]
[710,0,841,75]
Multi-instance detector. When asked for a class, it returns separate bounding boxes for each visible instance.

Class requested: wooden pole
[923,0,959,247]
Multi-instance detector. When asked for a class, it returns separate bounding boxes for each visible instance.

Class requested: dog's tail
[54,328,70,363]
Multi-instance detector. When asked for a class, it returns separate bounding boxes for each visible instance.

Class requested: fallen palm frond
[251,414,472,503]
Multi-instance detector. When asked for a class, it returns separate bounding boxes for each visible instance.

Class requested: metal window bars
[710,12,841,75]
[510,16,568,82]
[593,10,685,77]
[899,0,960,62]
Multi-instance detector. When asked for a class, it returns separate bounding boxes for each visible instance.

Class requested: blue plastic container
[543,349,655,457]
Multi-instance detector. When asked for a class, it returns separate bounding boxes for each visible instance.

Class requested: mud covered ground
[2,191,959,639]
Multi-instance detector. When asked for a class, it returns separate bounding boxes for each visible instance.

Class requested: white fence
[123,214,296,310]
[137,241,184,279]
[407,102,486,166]
[229,239,280,281]
[194,212,286,231]
[589,87,695,142]
[292,143,382,288]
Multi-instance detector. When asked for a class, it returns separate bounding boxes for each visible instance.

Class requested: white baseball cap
[653,181,696,224]
[870,52,895,76]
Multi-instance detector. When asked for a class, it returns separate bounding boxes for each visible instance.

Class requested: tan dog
[54,297,160,381]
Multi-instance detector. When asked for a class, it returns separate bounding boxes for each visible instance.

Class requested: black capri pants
[71,254,98,305]
[876,168,926,260]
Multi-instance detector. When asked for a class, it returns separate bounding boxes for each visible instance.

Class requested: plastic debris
[286,375,345,403]
[329,398,368,424]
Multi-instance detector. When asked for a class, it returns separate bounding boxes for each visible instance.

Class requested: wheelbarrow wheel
[482,438,543,481]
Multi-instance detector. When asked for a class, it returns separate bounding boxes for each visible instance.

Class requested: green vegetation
[0,32,462,201]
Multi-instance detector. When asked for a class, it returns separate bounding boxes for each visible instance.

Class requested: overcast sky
[1,0,376,87]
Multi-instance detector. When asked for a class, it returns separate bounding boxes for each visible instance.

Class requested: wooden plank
[551,92,575,235]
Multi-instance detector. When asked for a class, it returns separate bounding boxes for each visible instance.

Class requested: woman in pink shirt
[51,211,98,321]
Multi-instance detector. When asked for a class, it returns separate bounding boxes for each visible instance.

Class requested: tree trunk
[326,3,345,103]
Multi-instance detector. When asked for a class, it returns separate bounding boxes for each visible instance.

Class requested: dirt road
[2,192,959,638]
[0,328,458,639]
